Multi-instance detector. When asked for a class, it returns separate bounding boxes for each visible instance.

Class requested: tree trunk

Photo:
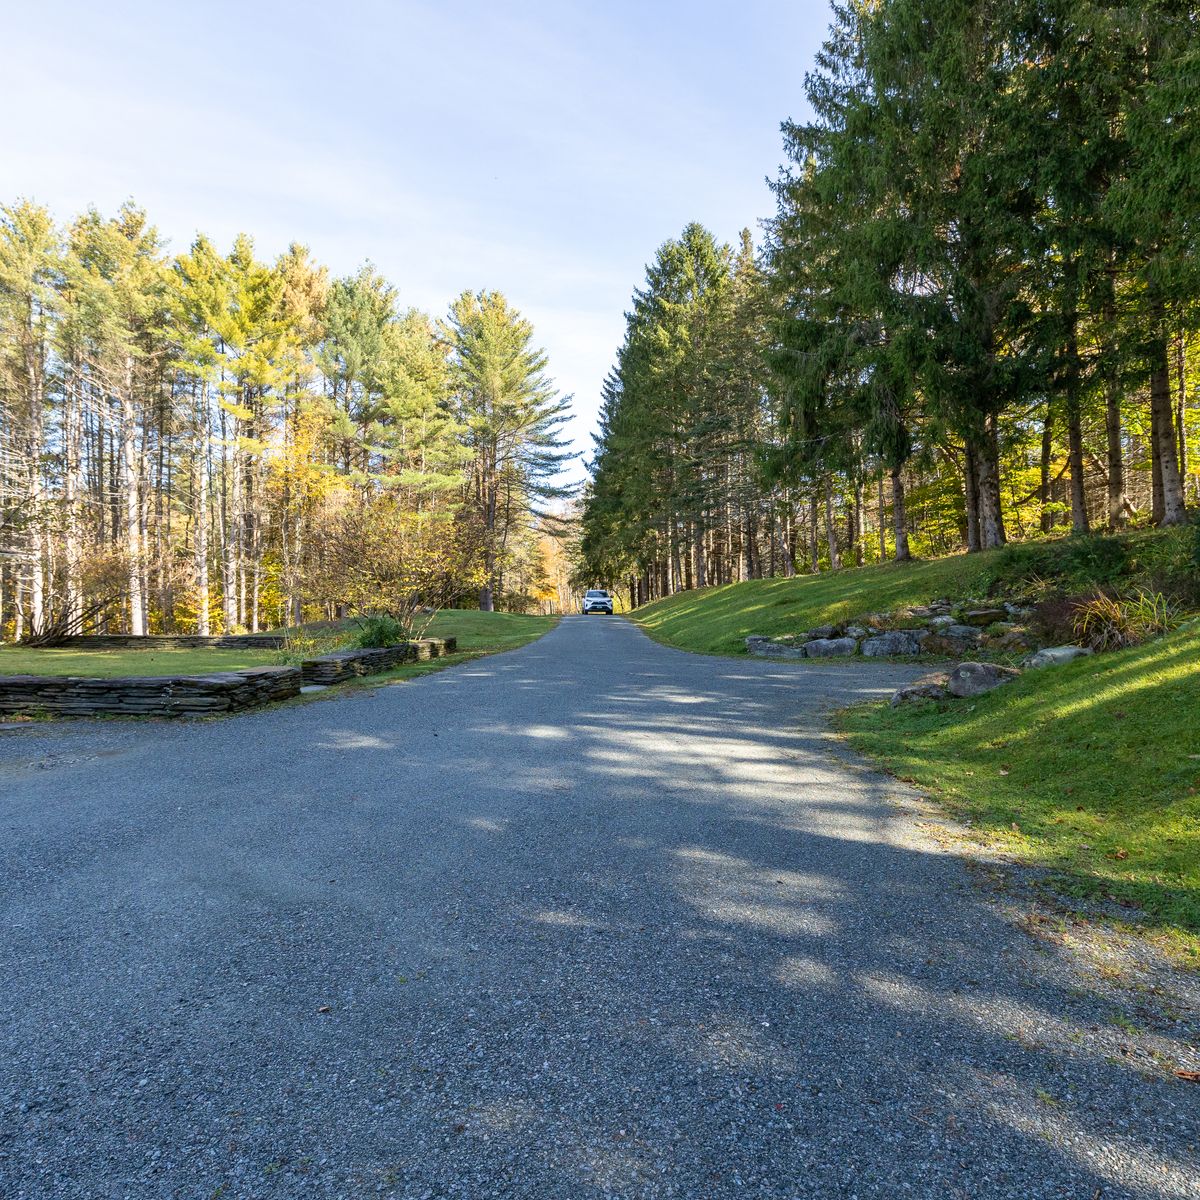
[877,471,887,561]
[1150,333,1186,525]
[891,464,911,562]
[974,422,1007,549]
[808,492,820,573]
[851,477,865,566]
[1066,389,1089,534]
[1103,372,1127,530]
[119,357,146,635]
[1176,330,1190,501]
[63,373,84,629]
[823,477,841,570]
[963,447,981,552]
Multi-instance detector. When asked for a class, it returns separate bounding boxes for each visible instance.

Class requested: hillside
[632,527,1199,656]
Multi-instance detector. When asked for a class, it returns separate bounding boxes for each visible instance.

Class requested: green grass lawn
[304,609,559,692]
[416,609,558,654]
[633,552,993,654]
[0,609,557,680]
[839,620,1200,951]
[0,645,281,677]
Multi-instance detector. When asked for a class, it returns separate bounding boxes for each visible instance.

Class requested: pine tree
[445,291,572,610]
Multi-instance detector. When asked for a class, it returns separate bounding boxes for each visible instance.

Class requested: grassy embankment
[0,610,556,680]
[631,530,1200,950]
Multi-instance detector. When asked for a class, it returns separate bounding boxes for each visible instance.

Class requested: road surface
[1,617,1196,1198]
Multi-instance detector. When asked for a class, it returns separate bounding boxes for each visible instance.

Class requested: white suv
[581,589,613,615]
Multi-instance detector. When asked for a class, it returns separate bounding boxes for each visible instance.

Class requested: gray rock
[890,676,949,706]
[862,630,923,657]
[802,636,858,658]
[744,635,772,650]
[928,615,957,629]
[748,641,807,659]
[804,624,838,640]
[1023,644,1093,669]
[945,661,1021,698]
[844,624,868,639]
[946,624,983,642]
[961,607,1008,626]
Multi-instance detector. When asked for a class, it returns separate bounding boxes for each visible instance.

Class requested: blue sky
[2,0,827,479]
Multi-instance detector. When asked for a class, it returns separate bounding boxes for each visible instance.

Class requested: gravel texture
[1,616,1196,1199]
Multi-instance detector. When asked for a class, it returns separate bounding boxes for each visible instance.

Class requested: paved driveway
[1,617,1196,1198]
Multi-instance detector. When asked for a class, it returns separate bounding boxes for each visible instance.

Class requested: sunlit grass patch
[838,621,1200,950]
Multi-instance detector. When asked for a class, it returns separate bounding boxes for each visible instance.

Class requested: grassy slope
[633,552,992,654]
[0,610,556,679]
[839,621,1200,947]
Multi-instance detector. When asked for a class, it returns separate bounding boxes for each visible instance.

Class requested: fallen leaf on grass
[316,1005,332,1014]
[1175,1069,1200,1083]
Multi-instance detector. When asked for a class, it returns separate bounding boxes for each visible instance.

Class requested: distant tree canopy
[0,203,568,638]
[580,0,1199,602]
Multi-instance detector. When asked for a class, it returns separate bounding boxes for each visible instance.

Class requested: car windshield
[585,591,609,598]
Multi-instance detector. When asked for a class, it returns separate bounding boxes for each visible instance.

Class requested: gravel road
[1,616,1196,1199]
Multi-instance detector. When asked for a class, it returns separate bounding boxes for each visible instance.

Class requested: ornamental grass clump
[1073,589,1176,652]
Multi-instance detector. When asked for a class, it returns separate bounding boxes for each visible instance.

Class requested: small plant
[1073,589,1176,652]
[275,628,351,665]
[352,614,406,648]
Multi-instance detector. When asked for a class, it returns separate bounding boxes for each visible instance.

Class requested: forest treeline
[0,202,571,639]
[580,0,1199,603]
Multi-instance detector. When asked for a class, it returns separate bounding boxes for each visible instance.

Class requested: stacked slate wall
[299,638,458,684]
[0,666,301,718]
[48,634,287,650]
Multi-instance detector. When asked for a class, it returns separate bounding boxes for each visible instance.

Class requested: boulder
[844,624,869,639]
[994,630,1033,653]
[802,636,858,658]
[745,635,772,650]
[1023,645,1093,669]
[749,641,807,659]
[862,630,924,657]
[946,624,983,642]
[945,661,1021,698]
[804,624,838,640]
[928,614,957,629]
[890,674,950,706]
[961,607,1008,626]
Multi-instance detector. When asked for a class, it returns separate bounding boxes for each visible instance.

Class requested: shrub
[352,614,406,648]
[1073,589,1176,652]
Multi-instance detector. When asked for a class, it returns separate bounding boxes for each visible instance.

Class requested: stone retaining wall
[49,633,288,650]
[0,666,301,718]
[0,635,461,717]
[300,637,457,684]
